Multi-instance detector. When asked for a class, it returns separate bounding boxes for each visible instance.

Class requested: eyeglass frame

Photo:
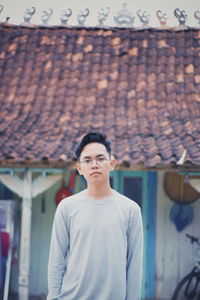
[79,156,109,167]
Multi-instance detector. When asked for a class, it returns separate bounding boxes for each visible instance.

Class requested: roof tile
[0,25,200,167]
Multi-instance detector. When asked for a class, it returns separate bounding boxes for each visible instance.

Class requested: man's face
[76,142,115,185]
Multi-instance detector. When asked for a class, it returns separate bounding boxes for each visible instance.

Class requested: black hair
[75,132,111,159]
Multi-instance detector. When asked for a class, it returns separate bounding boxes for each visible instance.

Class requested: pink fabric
[0,232,10,258]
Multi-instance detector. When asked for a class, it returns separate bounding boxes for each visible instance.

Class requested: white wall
[156,171,200,300]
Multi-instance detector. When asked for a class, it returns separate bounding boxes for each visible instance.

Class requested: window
[123,176,142,207]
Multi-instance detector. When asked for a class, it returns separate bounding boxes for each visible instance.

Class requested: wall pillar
[18,170,32,300]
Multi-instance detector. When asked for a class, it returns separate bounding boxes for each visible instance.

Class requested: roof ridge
[0,22,200,32]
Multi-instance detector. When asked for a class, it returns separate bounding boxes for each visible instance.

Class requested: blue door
[110,170,157,299]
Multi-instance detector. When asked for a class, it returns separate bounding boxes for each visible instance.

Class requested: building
[0,17,200,300]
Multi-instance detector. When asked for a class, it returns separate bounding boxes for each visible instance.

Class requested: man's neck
[86,183,113,200]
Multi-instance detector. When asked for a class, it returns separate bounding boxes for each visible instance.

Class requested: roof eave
[0,160,200,172]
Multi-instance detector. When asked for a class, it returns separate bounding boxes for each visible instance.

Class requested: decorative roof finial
[77,8,89,26]
[137,10,150,26]
[41,8,53,25]
[174,8,187,25]
[60,9,72,25]
[156,10,167,26]
[194,11,200,25]
[97,7,110,26]
[113,3,134,27]
[23,7,36,23]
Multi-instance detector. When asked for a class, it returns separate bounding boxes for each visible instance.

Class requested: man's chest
[67,203,128,245]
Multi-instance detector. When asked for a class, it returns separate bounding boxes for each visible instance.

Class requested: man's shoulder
[57,190,85,208]
[113,190,140,211]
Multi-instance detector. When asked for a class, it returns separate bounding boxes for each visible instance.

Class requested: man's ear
[76,162,83,175]
[110,156,116,171]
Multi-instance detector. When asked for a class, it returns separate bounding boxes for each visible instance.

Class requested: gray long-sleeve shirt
[47,189,143,300]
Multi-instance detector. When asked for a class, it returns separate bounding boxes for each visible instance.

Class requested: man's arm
[47,202,69,300]
[126,205,143,300]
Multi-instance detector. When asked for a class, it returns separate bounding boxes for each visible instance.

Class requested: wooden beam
[0,172,62,199]
[32,174,62,198]
[0,174,23,197]
[0,160,200,172]
[0,160,72,169]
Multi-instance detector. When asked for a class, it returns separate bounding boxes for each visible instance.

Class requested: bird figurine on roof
[41,8,53,25]
[23,7,36,23]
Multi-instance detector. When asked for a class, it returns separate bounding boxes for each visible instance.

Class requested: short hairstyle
[75,132,111,159]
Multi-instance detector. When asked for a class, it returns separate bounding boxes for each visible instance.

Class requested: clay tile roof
[0,24,200,168]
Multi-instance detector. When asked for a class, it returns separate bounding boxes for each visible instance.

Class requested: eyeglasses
[79,157,109,167]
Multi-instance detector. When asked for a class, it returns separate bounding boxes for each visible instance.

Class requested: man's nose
[91,160,98,167]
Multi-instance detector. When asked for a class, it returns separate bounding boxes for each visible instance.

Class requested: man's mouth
[90,172,101,176]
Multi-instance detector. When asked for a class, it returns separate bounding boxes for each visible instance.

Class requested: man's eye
[98,157,105,162]
[84,159,91,164]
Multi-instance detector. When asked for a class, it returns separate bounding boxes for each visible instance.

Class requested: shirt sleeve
[47,202,70,300]
[126,204,144,300]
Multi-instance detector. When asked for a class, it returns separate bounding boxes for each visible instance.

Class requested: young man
[47,132,143,300]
